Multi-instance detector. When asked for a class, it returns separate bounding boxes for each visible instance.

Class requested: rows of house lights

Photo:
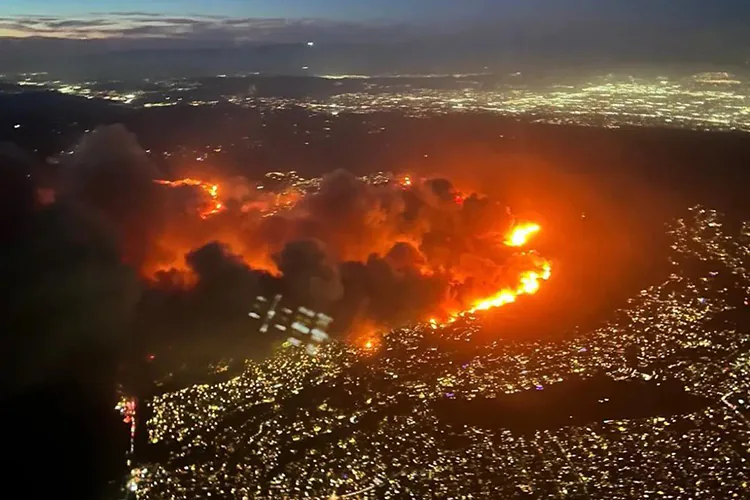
[5,72,750,132]
[132,205,750,499]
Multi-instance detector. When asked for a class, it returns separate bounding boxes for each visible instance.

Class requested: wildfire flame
[154,178,225,219]
[152,174,552,349]
[444,221,551,323]
[363,218,552,353]
[466,261,551,314]
[505,222,541,247]
[361,335,385,355]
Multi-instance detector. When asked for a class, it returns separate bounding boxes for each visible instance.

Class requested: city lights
[7,72,750,132]
[137,205,750,499]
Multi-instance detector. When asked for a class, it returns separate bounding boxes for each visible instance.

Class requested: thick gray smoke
[60,124,165,267]
[0,135,141,395]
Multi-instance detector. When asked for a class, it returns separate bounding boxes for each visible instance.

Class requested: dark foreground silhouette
[433,375,709,432]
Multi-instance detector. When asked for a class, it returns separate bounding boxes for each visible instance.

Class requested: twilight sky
[1,0,514,23]
[1,0,749,76]
[2,1,750,41]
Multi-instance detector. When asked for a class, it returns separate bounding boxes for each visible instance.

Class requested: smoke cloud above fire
[11,125,553,357]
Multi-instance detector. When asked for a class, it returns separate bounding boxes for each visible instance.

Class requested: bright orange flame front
[466,261,551,315]
[506,222,541,247]
[441,222,551,323]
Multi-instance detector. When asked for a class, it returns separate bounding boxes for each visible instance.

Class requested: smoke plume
[17,125,549,355]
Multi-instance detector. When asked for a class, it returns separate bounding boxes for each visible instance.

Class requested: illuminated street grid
[320,73,750,132]
[136,206,750,499]
[8,72,750,132]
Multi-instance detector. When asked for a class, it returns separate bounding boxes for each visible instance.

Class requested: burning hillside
[153,179,224,219]
[150,175,552,334]
[52,125,554,344]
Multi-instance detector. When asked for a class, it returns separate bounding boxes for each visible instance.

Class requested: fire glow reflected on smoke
[356,223,551,352]
[357,221,551,353]
[152,173,552,351]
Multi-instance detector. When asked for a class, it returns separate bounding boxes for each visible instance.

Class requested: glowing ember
[154,178,225,219]
[506,222,541,247]
[358,335,381,354]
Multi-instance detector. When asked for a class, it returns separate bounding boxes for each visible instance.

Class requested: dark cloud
[137,242,275,362]
[149,18,211,26]
[273,239,344,306]
[0,14,405,43]
[96,12,171,17]
[0,131,142,397]
[60,125,165,267]
[115,24,201,38]
[0,170,140,500]
[0,143,38,244]
[45,19,118,29]
[0,137,152,498]
[339,255,450,328]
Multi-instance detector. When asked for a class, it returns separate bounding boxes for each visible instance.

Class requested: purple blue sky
[0,1,747,40]
[1,0,749,75]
